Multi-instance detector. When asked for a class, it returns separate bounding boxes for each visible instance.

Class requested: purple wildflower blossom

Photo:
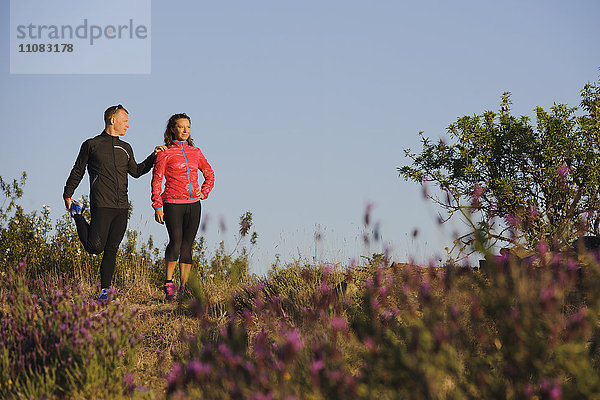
[310,360,325,375]
[187,360,211,378]
[558,163,569,177]
[330,317,347,331]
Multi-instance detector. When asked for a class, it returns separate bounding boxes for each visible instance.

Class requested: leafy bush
[399,76,600,254]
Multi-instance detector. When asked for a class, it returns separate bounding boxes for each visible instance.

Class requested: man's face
[112,109,130,136]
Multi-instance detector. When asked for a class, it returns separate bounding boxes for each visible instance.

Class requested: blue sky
[2,1,600,274]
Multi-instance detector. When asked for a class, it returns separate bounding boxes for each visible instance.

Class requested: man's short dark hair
[104,104,128,124]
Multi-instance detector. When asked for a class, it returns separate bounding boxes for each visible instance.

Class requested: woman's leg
[165,260,178,281]
[163,203,186,300]
[163,203,184,264]
[180,263,191,287]
[179,201,201,288]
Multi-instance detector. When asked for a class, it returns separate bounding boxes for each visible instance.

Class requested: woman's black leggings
[164,201,201,264]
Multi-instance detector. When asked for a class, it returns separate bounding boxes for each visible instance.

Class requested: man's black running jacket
[63,131,155,209]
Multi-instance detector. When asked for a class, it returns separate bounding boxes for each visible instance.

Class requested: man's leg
[73,208,112,255]
[99,208,128,289]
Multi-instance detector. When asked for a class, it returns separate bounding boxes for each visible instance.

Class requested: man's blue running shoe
[98,288,109,301]
[69,200,84,217]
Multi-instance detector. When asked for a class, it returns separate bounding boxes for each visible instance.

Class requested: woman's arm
[197,149,214,199]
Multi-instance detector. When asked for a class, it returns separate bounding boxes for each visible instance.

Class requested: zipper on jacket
[112,136,120,207]
[179,142,193,199]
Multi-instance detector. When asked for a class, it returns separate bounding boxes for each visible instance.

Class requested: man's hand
[154,145,168,155]
[155,208,165,224]
[195,188,204,199]
[64,198,72,211]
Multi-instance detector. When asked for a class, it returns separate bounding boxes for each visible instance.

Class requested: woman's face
[172,118,191,142]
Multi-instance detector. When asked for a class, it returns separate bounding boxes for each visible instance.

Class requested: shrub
[0,260,142,399]
[167,249,600,399]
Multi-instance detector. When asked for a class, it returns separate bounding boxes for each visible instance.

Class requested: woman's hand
[195,187,204,199]
[155,208,165,224]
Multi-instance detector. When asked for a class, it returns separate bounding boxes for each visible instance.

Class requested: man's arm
[63,141,89,207]
[128,145,167,178]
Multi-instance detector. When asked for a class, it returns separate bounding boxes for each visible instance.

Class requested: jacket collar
[101,130,120,139]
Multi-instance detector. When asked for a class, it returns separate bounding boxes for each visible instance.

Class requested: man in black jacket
[63,104,163,300]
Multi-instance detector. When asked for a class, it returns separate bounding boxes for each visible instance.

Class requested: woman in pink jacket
[152,113,214,301]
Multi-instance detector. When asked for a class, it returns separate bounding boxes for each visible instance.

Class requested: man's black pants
[73,207,128,289]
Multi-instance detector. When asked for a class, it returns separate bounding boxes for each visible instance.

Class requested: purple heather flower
[285,329,303,353]
[421,180,429,199]
[310,360,325,375]
[240,218,250,237]
[373,222,381,242]
[449,306,459,320]
[504,214,520,227]
[471,184,484,208]
[540,286,555,303]
[123,373,136,393]
[541,379,550,392]
[200,215,210,232]
[550,380,562,400]
[320,281,331,296]
[558,163,569,178]
[420,279,431,300]
[434,326,448,344]
[370,297,380,311]
[540,378,562,400]
[253,392,273,400]
[167,363,183,388]
[218,343,235,363]
[330,317,347,331]
[539,240,549,254]
[567,259,579,272]
[510,307,520,320]
[328,370,343,383]
[528,205,539,220]
[571,307,587,324]
[378,285,389,298]
[524,384,535,399]
[364,202,374,226]
[253,282,266,292]
[219,215,227,233]
[187,360,211,378]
